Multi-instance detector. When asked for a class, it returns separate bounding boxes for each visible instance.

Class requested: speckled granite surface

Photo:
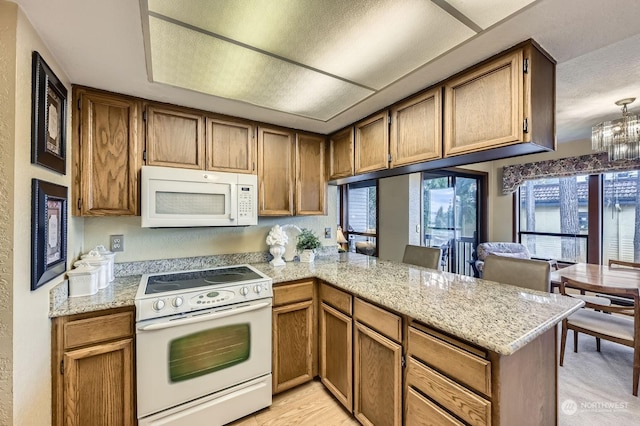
[50,252,583,356]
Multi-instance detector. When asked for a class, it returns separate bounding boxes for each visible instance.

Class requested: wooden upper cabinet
[328,127,354,180]
[443,41,555,157]
[145,104,205,169]
[73,88,141,216]
[258,126,294,216]
[355,111,389,174]
[390,87,442,167]
[206,117,256,174]
[296,132,326,215]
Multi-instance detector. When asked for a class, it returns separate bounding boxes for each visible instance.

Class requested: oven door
[136,298,272,418]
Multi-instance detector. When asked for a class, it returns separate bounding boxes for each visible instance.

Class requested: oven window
[169,323,250,382]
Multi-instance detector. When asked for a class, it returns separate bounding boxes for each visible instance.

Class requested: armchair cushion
[475,242,531,275]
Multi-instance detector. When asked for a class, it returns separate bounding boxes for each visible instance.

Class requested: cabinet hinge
[142,110,147,121]
[253,162,256,171]
[77,98,81,110]
[523,58,529,74]
[77,198,82,210]
[388,115,392,125]
[143,150,147,162]
[523,118,529,133]
[401,355,406,369]
[60,360,64,375]
[388,154,392,163]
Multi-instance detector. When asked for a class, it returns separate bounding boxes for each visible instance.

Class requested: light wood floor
[228,380,359,426]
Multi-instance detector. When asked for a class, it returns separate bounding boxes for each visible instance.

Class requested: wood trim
[587,174,601,264]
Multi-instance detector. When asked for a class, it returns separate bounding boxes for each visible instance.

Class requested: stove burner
[144,266,263,295]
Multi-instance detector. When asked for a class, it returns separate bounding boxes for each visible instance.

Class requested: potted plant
[296,228,321,262]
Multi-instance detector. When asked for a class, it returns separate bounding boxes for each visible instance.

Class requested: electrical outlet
[110,234,124,252]
[325,227,331,239]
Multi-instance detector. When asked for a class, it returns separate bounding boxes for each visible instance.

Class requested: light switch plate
[325,227,331,239]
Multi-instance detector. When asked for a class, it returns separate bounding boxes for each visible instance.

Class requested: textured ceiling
[12,0,640,142]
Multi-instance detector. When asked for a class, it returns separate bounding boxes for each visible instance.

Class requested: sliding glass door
[423,172,481,275]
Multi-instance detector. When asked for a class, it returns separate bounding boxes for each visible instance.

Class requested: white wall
[378,174,422,262]
[82,191,337,262]
[1,2,82,424]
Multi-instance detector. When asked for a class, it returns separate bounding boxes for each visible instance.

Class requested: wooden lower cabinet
[320,302,353,410]
[405,322,557,426]
[51,307,135,426]
[272,280,316,394]
[272,299,314,393]
[354,321,402,426]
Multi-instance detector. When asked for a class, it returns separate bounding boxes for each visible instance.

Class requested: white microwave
[141,166,258,228]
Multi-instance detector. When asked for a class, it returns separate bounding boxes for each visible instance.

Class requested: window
[341,180,377,255]
[518,176,589,263]
[517,170,640,264]
[603,171,640,264]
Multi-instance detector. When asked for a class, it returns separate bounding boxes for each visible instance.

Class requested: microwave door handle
[136,301,271,332]
[229,184,237,221]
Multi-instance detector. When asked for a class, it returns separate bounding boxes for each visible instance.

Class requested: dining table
[550,262,640,297]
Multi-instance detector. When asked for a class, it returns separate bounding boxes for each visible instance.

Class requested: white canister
[67,262,99,297]
[94,245,115,282]
[77,250,109,289]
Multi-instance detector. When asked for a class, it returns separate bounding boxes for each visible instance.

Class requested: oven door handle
[137,301,271,332]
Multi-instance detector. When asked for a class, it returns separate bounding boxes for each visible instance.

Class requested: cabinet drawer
[354,298,401,342]
[407,358,491,426]
[408,327,491,396]
[320,283,352,315]
[273,280,314,306]
[63,311,134,350]
[405,387,464,426]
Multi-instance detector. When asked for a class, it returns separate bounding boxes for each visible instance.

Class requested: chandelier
[592,98,640,161]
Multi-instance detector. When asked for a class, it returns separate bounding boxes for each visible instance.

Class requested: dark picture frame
[31,51,67,174]
[31,179,68,291]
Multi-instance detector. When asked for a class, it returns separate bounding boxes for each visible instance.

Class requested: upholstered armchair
[473,242,558,278]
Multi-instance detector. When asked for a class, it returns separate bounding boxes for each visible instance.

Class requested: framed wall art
[31,51,67,174]
[31,179,68,291]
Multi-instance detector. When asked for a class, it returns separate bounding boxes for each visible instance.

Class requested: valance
[502,152,640,194]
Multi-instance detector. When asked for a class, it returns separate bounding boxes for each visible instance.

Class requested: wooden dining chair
[559,276,640,396]
[609,259,640,269]
[402,245,442,270]
[481,255,551,292]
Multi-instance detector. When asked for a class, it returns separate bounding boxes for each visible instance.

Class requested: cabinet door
[145,105,204,169]
[354,322,402,426]
[258,126,294,216]
[390,88,442,167]
[355,111,389,174]
[296,132,326,215]
[320,302,353,411]
[272,300,314,394]
[75,89,141,216]
[328,127,354,180]
[206,117,256,174]
[64,338,135,426]
[444,50,524,157]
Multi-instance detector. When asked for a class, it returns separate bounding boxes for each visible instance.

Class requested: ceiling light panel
[147,0,476,90]
[148,16,373,120]
[445,0,537,29]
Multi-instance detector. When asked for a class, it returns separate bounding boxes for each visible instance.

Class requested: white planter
[299,249,315,263]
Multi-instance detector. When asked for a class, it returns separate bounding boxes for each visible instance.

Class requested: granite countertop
[50,252,583,356]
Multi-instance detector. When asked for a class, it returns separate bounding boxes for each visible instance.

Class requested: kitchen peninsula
[50,253,583,425]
